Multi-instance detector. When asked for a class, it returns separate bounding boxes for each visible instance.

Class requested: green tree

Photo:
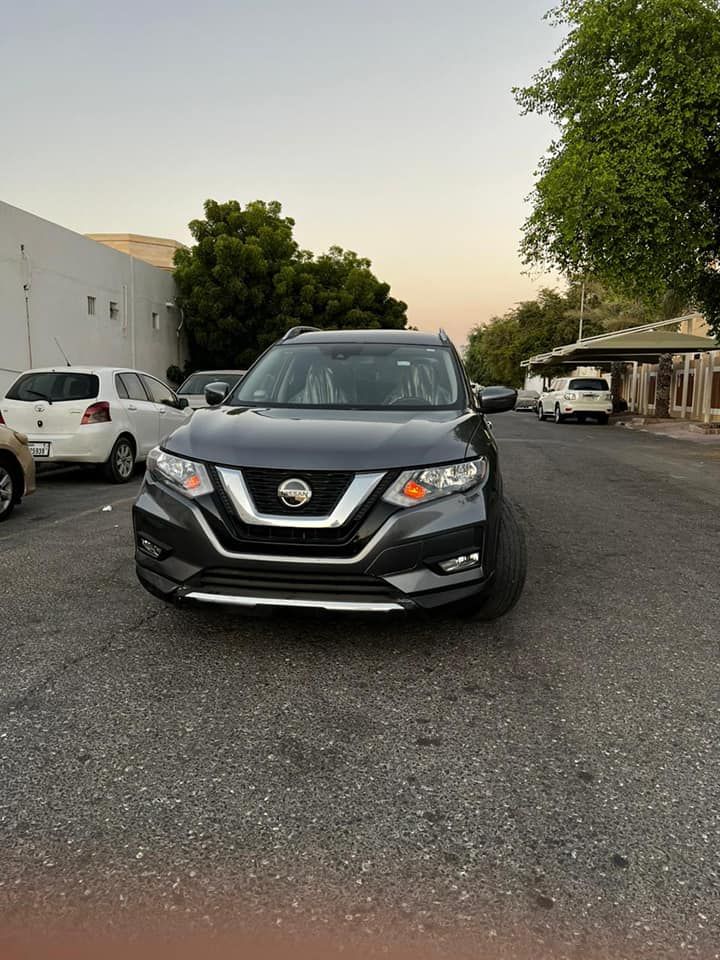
[174,200,407,369]
[515,0,720,338]
[463,281,643,387]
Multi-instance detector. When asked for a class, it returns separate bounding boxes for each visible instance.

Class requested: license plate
[582,393,598,399]
[29,442,50,458]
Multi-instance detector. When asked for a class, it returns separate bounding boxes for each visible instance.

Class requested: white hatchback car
[0,367,192,482]
[537,376,613,424]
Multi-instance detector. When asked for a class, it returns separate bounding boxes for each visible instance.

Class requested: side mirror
[478,386,517,414]
[176,397,189,410]
[204,381,230,406]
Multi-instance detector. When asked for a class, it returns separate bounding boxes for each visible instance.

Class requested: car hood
[163,406,483,471]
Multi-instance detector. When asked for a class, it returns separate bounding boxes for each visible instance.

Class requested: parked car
[134,327,527,620]
[0,424,36,522]
[176,370,246,409]
[514,389,539,412]
[0,367,191,483]
[537,376,613,424]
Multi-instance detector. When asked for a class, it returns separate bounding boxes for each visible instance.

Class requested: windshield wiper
[26,389,53,405]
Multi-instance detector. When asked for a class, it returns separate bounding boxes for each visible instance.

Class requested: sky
[0,0,561,344]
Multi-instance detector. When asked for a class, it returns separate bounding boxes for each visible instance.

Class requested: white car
[537,376,613,424]
[176,370,246,409]
[0,366,192,482]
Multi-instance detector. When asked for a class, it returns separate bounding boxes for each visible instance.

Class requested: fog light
[438,551,480,573]
[139,536,165,559]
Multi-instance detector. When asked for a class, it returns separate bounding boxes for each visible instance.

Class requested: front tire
[452,499,527,622]
[0,461,17,522]
[537,403,545,421]
[103,436,136,483]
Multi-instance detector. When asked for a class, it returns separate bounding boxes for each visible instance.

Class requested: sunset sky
[1,0,561,344]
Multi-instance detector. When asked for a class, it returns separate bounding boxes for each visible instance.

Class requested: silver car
[514,389,540,412]
[175,370,246,410]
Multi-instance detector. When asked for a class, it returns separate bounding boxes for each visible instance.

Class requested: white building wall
[0,201,185,395]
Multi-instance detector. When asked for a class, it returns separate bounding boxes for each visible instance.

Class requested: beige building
[680,313,712,337]
[85,233,185,270]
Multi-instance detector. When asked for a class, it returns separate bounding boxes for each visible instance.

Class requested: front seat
[384,363,450,405]
[290,363,348,404]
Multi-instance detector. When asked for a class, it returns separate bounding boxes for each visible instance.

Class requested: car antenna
[54,337,72,366]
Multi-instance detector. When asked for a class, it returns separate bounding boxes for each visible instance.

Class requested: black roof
[280,328,449,346]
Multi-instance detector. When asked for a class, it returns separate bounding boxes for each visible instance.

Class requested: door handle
[128,404,137,411]
[159,408,166,415]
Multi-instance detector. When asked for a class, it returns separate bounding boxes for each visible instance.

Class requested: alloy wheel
[0,466,14,517]
[115,442,134,479]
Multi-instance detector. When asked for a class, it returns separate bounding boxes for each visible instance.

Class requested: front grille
[206,466,399,556]
[193,567,397,602]
[242,467,353,516]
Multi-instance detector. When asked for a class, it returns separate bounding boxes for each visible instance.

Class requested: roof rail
[438,328,450,343]
[282,325,321,341]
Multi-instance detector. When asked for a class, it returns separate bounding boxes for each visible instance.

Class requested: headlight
[147,447,213,498]
[383,457,487,507]
[564,392,577,400]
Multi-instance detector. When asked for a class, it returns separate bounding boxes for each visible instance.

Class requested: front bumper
[14,442,36,498]
[133,474,500,613]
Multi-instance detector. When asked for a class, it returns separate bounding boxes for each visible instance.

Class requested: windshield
[227,342,465,410]
[568,378,610,391]
[178,372,244,394]
[6,371,99,402]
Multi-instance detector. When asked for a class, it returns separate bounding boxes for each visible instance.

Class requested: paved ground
[2,418,719,958]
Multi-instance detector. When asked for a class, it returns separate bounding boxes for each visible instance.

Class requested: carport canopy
[522,324,717,372]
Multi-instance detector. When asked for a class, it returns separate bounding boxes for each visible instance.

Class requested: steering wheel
[388,395,427,406]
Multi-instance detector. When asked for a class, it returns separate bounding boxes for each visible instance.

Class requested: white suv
[0,367,192,482]
[537,376,613,424]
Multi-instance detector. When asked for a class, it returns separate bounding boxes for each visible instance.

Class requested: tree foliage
[173,200,407,369]
[463,280,655,387]
[515,0,720,338]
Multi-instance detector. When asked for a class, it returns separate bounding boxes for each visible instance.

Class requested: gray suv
[133,328,526,620]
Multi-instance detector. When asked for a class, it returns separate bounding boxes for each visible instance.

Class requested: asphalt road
[2,417,720,959]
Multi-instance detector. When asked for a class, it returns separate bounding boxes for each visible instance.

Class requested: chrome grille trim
[215,468,386,529]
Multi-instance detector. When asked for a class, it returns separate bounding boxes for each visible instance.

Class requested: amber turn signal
[402,480,429,500]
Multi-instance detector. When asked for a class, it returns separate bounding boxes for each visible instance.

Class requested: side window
[115,374,129,399]
[118,372,149,402]
[142,375,175,406]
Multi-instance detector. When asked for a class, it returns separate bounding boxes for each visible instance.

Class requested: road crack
[0,607,163,718]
